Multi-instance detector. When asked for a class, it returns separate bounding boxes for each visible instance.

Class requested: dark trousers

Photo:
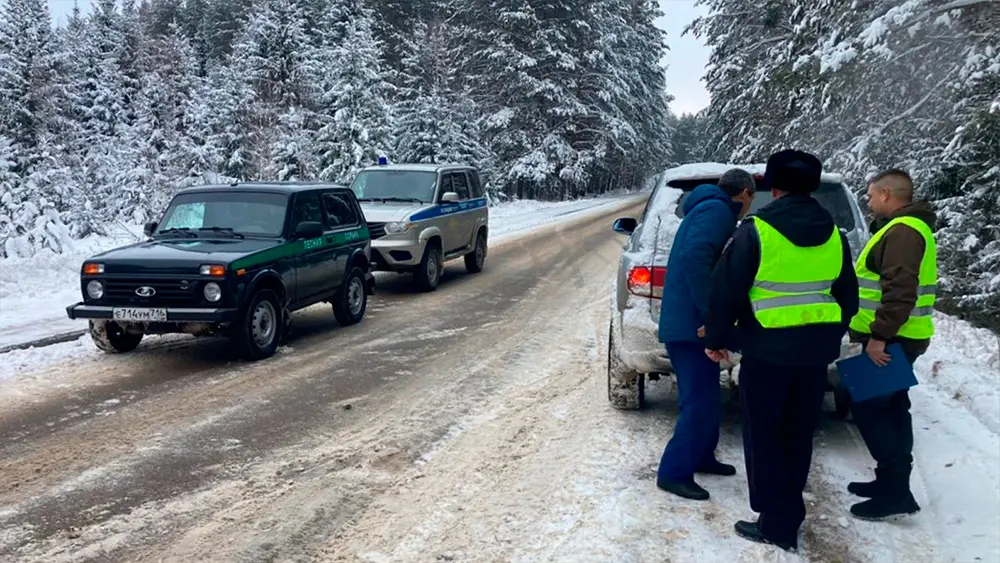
[851,349,919,499]
[658,341,722,483]
[739,357,827,546]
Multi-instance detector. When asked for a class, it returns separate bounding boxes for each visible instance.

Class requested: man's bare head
[867,169,914,217]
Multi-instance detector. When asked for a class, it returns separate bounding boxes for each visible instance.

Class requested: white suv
[607,163,870,409]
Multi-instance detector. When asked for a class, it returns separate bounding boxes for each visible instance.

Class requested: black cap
[763,149,822,194]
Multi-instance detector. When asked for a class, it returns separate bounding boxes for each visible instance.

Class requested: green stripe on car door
[230,226,369,271]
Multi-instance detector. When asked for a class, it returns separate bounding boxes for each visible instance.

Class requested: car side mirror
[295,221,323,239]
[440,191,460,203]
[144,221,158,237]
[612,217,637,235]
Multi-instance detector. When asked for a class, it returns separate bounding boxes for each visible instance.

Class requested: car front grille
[367,222,386,240]
[101,278,201,307]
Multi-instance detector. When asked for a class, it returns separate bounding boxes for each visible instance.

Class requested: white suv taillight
[627,266,666,299]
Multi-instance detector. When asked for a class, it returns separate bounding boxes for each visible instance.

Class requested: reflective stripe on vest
[749,218,844,329]
[848,216,938,339]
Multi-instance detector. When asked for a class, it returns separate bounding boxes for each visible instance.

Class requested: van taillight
[627,266,666,299]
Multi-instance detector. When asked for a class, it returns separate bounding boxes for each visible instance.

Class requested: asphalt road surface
[0,198,645,562]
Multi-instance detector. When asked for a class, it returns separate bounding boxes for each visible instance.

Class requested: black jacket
[704,194,860,367]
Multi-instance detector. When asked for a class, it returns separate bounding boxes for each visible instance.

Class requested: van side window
[450,172,470,200]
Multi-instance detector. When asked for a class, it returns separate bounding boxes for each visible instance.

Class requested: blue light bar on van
[377,155,388,165]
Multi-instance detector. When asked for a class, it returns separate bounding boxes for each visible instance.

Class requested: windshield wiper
[198,226,245,239]
[379,197,425,204]
[156,227,198,238]
[357,197,384,202]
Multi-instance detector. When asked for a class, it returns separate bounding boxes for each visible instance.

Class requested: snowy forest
[0,0,672,257]
[690,0,999,330]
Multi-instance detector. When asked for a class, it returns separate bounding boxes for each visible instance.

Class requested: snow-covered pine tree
[230,0,321,179]
[365,0,435,80]
[452,0,586,199]
[0,0,59,172]
[203,0,255,62]
[393,19,488,168]
[313,0,393,183]
[0,0,77,256]
[264,106,318,180]
[668,112,709,165]
[116,20,205,224]
[195,63,257,180]
[690,0,798,162]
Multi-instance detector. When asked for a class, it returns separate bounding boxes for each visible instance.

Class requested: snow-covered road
[0,194,996,562]
[0,194,632,356]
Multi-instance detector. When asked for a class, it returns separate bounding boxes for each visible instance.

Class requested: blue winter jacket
[658,184,743,344]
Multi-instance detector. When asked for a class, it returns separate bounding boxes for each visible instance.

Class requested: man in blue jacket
[656,168,756,501]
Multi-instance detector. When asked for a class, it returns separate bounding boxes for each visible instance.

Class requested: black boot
[847,480,880,498]
[656,478,709,501]
[850,492,921,521]
[734,520,796,552]
[697,460,737,476]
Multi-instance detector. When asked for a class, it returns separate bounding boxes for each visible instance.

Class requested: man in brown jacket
[847,168,937,521]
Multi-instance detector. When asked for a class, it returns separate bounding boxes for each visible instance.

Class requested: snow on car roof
[661,162,844,184]
[357,163,473,173]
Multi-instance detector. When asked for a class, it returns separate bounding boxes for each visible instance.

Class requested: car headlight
[204,282,222,302]
[86,280,104,299]
[384,221,410,234]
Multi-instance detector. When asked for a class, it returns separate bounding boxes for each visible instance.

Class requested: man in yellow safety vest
[702,149,859,551]
[846,168,937,522]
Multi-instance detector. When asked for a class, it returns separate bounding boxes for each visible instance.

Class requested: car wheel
[89,320,143,353]
[333,266,368,326]
[414,243,442,292]
[607,319,644,410]
[464,229,487,273]
[235,289,282,361]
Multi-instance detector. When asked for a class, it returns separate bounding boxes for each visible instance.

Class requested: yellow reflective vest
[848,216,937,339]
[748,218,844,328]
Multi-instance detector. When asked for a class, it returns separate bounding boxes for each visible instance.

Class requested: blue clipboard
[835,343,918,403]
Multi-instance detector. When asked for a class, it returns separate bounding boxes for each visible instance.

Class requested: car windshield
[350,170,437,203]
[672,180,856,231]
[156,191,288,237]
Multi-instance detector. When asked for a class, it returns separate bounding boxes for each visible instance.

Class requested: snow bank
[918,312,1000,434]
[0,225,145,347]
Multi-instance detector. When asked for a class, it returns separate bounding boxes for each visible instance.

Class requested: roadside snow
[0,224,145,348]
[489,195,639,242]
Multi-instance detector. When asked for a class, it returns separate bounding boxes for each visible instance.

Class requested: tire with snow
[413,243,442,292]
[464,229,487,273]
[89,320,143,353]
[608,319,644,410]
[233,289,282,361]
[333,267,367,326]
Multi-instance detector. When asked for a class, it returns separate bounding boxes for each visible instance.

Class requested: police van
[349,162,489,291]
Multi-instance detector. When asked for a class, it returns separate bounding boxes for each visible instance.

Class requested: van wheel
[89,320,143,353]
[414,244,442,292]
[235,289,282,361]
[333,267,367,326]
[465,230,487,273]
[608,320,644,410]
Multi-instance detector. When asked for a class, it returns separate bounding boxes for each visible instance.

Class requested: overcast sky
[46,0,711,115]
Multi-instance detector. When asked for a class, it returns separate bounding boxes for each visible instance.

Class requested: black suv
[66,183,375,361]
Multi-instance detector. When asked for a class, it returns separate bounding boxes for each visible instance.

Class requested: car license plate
[113,307,167,322]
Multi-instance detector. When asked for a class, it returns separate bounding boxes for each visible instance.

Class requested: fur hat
[763,150,822,194]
